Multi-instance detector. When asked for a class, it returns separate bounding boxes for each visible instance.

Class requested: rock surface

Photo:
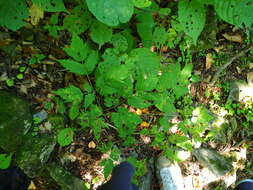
[0,90,32,152]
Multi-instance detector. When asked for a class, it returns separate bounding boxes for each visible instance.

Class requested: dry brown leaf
[88,141,96,149]
[140,134,151,144]
[214,46,224,53]
[205,53,213,70]
[222,33,243,43]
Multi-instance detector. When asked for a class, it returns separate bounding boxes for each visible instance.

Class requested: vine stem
[211,45,253,85]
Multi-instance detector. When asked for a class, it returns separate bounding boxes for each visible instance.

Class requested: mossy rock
[48,164,86,190]
[0,90,32,152]
[16,132,56,178]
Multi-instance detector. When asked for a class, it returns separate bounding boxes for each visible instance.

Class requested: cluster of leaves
[2,0,253,183]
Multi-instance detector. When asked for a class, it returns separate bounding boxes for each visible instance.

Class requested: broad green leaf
[57,128,74,147]
[63,35,90,62]
[133,0,152,8]
[63,5,92,34]
[32,0,66,12]
[54,85,83,104]
[178,0,206,44]
[191,107,214,124]
[90,21,112,48]
[69,102,80,120]
[86,0,134,26]
[214,0,253,28]
[29,4,44,26]
[0,0,29,31]
[58,59,87,75]
[0,154,12,169]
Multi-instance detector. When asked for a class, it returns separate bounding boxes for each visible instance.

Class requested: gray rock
[48,164,85,190]
[0,90,32,152]
[193,148,233,177]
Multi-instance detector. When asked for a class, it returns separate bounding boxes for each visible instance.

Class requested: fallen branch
[211,46,253,85]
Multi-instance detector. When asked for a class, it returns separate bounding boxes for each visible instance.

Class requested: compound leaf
[54,85,83,104]
[178,0,206,44]
[0,0,29,31]
[86,0,134,26]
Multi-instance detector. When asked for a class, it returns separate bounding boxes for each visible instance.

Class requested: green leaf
[133,0,152,8]
[136,10,155,48]
[32,0,66,12]
[54,85,83,104]
[178,0,206,44]
[111,33,128,53]
[57,128,74,147]
[69,102,80,120]
[154,93,176,113]
[0,154,12,169]
[128,95,151,108]
[153,26,168,47]
[0,0,29,31]
[86,0,134,26]
[63,35,90,62]
[84,93,95,108]
[100,159,114,179]
[58,59,87,75]
[90,21,112,48]
[214,0,253,28]
[83,50,99,74]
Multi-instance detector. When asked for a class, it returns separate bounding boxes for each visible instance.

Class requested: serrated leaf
[32,0,66,12]
[214,0,253,28]
[63,35,90,62]
[90,21,112,48]
[57,128,74,147]
[153,26,168,47]
[54,85,83,103]
[178,0,206,44]
[0,154,12,169]
[86,0,134,26]
[100,159,114,179]
[0,0,29,31]
[58,59,87,75]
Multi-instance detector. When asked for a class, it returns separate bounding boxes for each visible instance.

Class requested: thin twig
[211,46,253,85]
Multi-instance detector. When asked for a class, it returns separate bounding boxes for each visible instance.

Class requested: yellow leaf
[88,141,96,149]
[28,181,36,190]
[140,121,149,128]
[29,4,44,26]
